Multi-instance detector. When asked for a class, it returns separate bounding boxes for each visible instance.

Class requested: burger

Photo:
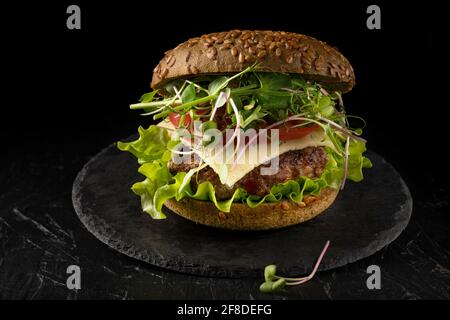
[118,30,372,230]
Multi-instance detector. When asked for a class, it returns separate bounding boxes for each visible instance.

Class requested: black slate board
[72,142,412,278]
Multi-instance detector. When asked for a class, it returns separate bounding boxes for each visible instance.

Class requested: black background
[1,0,449,300]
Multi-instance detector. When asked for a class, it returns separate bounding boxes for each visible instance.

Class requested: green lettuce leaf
[130,160,172,219]
[172,172,247,212]
[347,139,373,181]
[117,125,170,164]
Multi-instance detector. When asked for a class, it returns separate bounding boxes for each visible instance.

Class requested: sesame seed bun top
[151,30,355,93]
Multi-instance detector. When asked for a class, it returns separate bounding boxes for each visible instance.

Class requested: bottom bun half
[164,187,339,230]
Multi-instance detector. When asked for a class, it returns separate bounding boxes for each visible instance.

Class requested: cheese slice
[157,120,335,187]
[157,119,176,131]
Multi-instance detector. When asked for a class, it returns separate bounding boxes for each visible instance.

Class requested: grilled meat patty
[168,146,328,199]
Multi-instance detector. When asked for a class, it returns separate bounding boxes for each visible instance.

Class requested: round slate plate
[72,142,412,278]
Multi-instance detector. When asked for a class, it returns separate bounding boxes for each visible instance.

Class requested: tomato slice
[168,112,192,128]
[168,109,212,129]
[276,122,319,141]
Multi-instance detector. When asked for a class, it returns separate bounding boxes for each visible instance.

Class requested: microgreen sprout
[210,90,229,121]
[341,136,350,190]
[259,240,330,293]
[226,97,241,152]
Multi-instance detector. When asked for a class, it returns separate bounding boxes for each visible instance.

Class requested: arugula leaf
[257,72,291,90]
[139,90,159,103]
[255,94,291,117]
[230,94,242,109]
[208,76,230,96]
[181,83,196,103]
[131,69,346,129]
[253,73,293,113]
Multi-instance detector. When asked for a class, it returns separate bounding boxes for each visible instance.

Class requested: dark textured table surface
[1,135,449,300]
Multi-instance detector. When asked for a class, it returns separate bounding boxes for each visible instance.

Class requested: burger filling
[118,66,372,219]
[169,147,328,199]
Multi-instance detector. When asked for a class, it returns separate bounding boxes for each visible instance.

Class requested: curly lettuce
[117,125,171,164]
[118,125,372,219]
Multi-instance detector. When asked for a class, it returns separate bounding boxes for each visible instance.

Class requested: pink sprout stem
[279,240,331,285]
